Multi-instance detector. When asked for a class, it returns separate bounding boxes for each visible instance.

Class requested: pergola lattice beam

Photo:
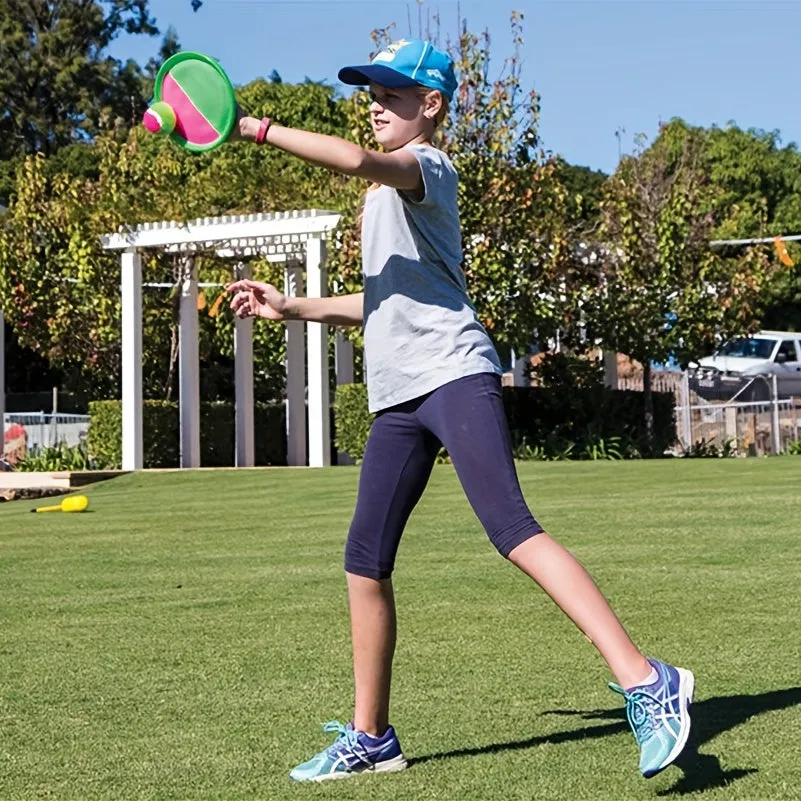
[101,210,341,251]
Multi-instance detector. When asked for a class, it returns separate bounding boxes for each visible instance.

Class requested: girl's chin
[374,134,404,152]
[374,129,393,144]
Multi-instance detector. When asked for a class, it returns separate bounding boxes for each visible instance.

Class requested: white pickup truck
[695,330,801,396]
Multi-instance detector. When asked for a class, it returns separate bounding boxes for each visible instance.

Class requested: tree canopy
[0,0,196,200]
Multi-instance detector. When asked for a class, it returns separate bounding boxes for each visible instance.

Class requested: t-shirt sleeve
[401,145,456,209]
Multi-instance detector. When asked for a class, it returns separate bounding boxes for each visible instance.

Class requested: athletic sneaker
[289,720,408,782]
[609,658,695,778]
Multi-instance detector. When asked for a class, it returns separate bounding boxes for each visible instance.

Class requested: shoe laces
[321,720,369,763]
[609,683,661,744]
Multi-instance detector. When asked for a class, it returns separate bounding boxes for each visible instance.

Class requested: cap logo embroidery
[372,39,410,64]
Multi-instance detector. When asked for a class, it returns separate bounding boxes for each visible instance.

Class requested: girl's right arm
[234,117,423,194]
[227,279,363,326]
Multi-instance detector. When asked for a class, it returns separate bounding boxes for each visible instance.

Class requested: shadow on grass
[408,687,801,795]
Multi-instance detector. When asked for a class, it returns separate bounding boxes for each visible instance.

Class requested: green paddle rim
[153,51,237,153]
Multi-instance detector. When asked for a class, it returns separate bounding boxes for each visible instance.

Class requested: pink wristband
[254,117,271,144]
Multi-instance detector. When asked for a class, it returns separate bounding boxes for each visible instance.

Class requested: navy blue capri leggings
[345,372,544,579]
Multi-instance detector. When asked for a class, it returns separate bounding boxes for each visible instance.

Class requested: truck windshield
[717,337,776,359]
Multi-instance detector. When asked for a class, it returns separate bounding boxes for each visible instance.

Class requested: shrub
[15,442,112,472]
[683,437,739,458]
[784,439,801,457]
[88,401,286,469]
[333,384,373,464]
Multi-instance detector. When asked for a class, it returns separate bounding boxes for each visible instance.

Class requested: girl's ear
[423,90,444,121]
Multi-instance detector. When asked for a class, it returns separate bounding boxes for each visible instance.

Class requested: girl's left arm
[235,116,422,192]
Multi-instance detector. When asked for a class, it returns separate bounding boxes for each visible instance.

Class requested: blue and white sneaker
[289,721,408,782]
[609,658,694,778]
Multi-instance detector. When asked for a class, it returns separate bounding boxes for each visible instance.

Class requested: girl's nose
[369,98,384,113]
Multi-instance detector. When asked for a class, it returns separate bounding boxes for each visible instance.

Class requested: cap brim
[338,64,421,90]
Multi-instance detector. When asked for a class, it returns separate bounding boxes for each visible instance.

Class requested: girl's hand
[228,109,261,142]
[227,279,289,320]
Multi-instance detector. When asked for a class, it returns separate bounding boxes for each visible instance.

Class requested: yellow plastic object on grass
[32,495,89,514]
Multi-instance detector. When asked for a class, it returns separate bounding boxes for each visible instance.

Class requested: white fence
[3,412,91,459]
[676,398,799,455]
[619,370,801,455]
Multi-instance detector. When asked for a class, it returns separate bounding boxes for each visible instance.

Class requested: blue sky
[109,0,801,174]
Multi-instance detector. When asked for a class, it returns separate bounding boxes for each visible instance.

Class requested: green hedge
[502,385,675,458]
[88,401,286,469]
[333,382,675,462]
[333,384,372,463]
[89,383,675,467]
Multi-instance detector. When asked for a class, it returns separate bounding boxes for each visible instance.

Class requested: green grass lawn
[2,459,801,801]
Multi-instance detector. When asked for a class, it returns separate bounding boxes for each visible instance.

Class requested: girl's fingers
[226,279,260,294]
[230,292,252,314]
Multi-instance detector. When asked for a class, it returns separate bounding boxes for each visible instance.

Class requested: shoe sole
[646,667,695,778]
[293,754,408,783]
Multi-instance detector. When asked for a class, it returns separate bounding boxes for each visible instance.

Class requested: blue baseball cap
[338,39,458,101]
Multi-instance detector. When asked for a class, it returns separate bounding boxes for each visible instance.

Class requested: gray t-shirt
[361,144,502,413]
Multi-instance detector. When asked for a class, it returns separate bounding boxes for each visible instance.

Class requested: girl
[227,39,694,783]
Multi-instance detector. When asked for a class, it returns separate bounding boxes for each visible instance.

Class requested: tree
[0,1,156,158]
[579,128,779,445]
[0,1,201,202]
[557,160,607,224]
[446,15,574,356]
[698,122,801,331]
[644,120,801,332]
[701,123,801,240]
[0,152,121,397]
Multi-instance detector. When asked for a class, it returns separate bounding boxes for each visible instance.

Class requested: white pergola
[101,210,351,471]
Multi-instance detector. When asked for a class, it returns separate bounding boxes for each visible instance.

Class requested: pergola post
[121,249,143,470]
[179,256,200,468]
[234,262,255,467]
[284,262,307,466]
[306,237,330,467]
[335,332,354,386]
[334,331,355,465]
